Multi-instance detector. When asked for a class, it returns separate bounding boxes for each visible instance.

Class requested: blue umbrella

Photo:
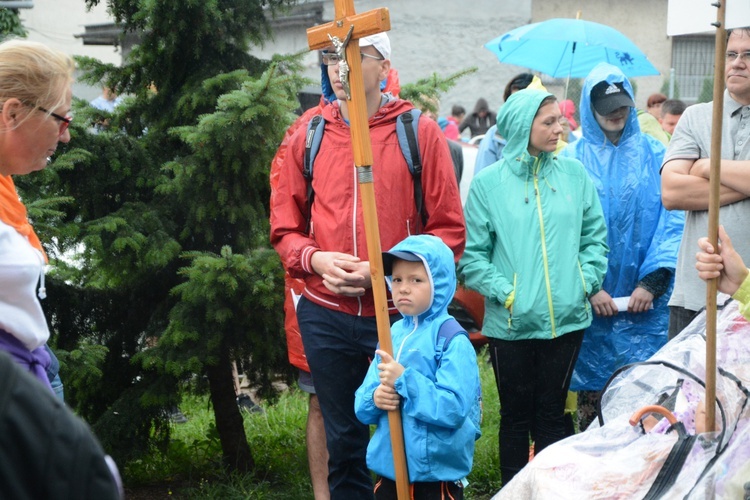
[485,18,659,79]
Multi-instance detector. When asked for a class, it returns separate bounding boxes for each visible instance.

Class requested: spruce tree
[20,0,301,472]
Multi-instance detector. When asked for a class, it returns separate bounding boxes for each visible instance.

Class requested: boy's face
[390,259,431,317]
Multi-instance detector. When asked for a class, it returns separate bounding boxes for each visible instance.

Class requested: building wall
[532,0,672,108]
[15,1,679,111]
[333,0,533,118]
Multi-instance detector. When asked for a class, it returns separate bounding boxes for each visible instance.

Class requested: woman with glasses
[0,39,74,390]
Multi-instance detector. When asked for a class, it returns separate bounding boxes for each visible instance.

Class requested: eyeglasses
[725,51,750,63]
[37,106,72,135]
[321,52,384,66]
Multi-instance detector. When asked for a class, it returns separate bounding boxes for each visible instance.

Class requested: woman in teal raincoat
[459,89,608,485]
[559,63,684,430]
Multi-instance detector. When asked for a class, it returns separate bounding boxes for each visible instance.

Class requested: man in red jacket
[270,32,464,499]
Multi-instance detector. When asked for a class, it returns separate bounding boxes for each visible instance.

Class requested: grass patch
[123,347,502,499]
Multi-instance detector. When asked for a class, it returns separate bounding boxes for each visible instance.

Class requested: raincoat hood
[385,234,456,323]
[560,62,685,393]
[580,63,640,145]
[496,88,556,166]
[472,97,490,114]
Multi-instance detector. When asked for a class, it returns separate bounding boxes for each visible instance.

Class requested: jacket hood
[580,63,640,145]
[496,88,555,164]
[385,234,456,323]
[472,97,489,114]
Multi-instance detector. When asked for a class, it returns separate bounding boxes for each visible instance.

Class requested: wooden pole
[307,3,410,498]
[705,0,727,434]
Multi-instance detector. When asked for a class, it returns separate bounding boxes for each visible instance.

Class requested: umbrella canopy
[485,18,659,79]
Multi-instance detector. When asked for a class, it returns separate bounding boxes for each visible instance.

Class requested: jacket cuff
[301,246,319,275]
[732,272,750,305]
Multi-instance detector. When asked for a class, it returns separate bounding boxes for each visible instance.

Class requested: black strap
[303,115,324,234]
[398,110,426,229]
[642,424,696,500]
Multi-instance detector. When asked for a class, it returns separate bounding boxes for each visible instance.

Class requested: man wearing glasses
[661,27,750,339]
[270,33,464,499]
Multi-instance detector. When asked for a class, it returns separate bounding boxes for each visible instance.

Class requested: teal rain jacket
[354,234,480,483]
[458,89,608,341]
[560,63,685,392]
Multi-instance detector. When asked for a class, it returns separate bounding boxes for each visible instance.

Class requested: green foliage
[0,8,26,39]
[400,67,478,113]
[124,350,502,499]
[466,349,501,496]
[16,0,304,471]
[55,341,108,394]
[698,77,714,103]
[660,78,680,99]
[137,247,287,400]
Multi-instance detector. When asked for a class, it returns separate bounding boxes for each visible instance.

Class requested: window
[671,35,715,103]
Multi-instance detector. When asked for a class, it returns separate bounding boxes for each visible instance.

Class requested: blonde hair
[0,39,74,123]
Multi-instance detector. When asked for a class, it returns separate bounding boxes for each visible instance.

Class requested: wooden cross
[308,3,410,498]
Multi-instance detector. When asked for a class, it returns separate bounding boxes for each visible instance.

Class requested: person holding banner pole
[270,32,464,498]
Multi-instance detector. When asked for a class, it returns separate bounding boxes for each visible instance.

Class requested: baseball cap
[359,32,391,60]
[590,81,635,116]
[382,250,422,276]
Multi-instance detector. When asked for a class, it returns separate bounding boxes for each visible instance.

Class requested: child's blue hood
[385,234,456,322]
[580,63,640,144]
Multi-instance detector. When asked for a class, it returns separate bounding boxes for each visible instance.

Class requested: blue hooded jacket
[354,234,480,482]
[559,63,685,392]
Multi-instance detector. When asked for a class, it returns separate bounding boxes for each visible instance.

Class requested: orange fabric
[0,175,47,262]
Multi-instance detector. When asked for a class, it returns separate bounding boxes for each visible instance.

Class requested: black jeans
[374,476,464,500]
[488,330,584,486]
[297,297,397,500]
[667,306,700,341]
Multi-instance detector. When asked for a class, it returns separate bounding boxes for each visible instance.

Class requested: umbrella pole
[704,0,727,434]
[564,41,577,101]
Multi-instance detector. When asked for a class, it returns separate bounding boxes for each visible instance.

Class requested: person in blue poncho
[559,63,685,431]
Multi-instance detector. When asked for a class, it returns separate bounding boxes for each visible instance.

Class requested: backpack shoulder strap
[396,109,426,228]
[303,114,325,233]
[304,110,427,232]
[435,317,468,365]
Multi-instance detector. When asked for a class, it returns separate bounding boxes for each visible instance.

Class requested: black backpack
[0,352,121,500]
[303,109,426,232]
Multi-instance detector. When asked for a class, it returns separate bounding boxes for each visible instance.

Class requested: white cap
[359,32,391,60]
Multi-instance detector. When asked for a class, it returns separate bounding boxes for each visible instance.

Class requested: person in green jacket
[458,88,608,486]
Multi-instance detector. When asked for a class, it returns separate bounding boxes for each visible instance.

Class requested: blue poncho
[560,63,685,392]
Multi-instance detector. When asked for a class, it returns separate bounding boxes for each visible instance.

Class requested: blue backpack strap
[435,317,469,365]
[396,109,426,229]
[303,114,325,234]
[435,317,482,438]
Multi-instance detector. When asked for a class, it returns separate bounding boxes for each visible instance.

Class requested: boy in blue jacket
[354,234,480,500]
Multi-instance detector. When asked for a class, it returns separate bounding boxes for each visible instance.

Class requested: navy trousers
[297,296,397,500]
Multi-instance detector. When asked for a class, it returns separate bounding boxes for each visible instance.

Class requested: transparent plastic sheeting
[493,299,750,499]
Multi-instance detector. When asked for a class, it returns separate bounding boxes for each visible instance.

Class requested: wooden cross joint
[307,7,390,52]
